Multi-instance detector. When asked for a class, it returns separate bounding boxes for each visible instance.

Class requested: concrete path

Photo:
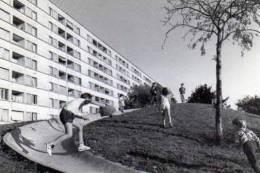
[3,110,145,173]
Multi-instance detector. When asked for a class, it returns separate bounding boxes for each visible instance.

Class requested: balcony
[58,28,65,38]
[67,74,74,83]
[58,56,66,66]
[11,90,24,103]
[58,71,66,80]
[58,42,66,52]
[13,0,25,13]
[13,16,25,31]
[12,52,25,66]
[67,60,74,69]
[58,14,65,24]
[13,34,25,47]
[67,46,74,56]
[12,71,24,84]
[66,33,73,42]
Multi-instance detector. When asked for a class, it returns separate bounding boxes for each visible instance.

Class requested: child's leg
[167,107,172,126]
[161,109,166,127]
[73,121,84,146]
[51,122,73,146]
[243,142,260,173]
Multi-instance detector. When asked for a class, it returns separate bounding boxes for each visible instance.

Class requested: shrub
[236,95,260,115]
[188,84,215,104]
[99,106,116,117]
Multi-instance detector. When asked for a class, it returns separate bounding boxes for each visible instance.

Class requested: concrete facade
[0,0,154,122]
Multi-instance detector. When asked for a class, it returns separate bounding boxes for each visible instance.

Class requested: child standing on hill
[118,94,125,113]
[232,118,260,173]
[160,87,173,128]
[46,93,94,156]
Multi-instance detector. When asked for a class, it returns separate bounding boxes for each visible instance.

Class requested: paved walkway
[3,110,145,173]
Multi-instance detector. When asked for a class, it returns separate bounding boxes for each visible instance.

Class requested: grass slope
[84,103,260,173]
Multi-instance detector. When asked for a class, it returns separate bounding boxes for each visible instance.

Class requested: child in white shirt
[233,118,260,173]
[161,87,173,128]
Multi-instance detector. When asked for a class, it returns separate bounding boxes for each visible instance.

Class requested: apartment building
[0,0,155,122]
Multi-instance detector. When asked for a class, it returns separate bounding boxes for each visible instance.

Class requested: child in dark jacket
[233,118,260,173]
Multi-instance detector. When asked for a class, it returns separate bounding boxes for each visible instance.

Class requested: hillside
[84,103,260,173]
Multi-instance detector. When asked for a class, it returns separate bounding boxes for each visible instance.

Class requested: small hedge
[99,106,116,117]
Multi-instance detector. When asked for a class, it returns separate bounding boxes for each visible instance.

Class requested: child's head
[119,94,124,97]
[232,118,247,129]
[161,87,169,96]
[80,93,92,100]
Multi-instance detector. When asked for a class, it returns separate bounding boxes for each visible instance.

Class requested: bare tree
[163,0,260,143]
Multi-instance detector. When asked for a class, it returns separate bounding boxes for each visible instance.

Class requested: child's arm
[252,132,260,148]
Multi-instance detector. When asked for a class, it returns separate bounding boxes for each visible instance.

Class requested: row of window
[49,22,80,47]
[0,67,37,88]
[116,64,130,77]
[88,69,113,86]
[0,88,37,104]
[49,7,80,35]
[88,46,112,66]
[117,74,130,85]
[0,108,37,122]
[116,55,129,69]
[49,82,81,98]
[49,66,82,85]
[49,36,81,59]
[13,0,37,21]
[131,67,142,78]
[117,83,128,92]
[49,51,81,72]
[132,75,142,84]
[87,35,111,57]
[89,82,114,97]
[88,58,113,76]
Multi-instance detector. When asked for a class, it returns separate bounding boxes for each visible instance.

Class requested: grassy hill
[84,103,260,173]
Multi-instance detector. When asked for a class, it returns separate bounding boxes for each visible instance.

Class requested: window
[13,34,25,47]
[0,47,10,60]
[0,9,10,22]
[49,36,58,47]
[50,98,59,109]
[75,27,80,35]
[66,20,73,30]
[0,67,9,80]
[28,0,37,5]
[25,7,37,20]
[26,93,37,104]
[49,22,58,34]
[24,75,37,87]
[0,88,8,100]
[11,110,23,121]
[24,112,37,121]
[26,40,37,52]
[25,58,37,70]
[49,67,59,77]
[49,7,58,19]
[0,28,10,41]
[74,50,80,59]
[0,109,9,122]
[26,24,37,36]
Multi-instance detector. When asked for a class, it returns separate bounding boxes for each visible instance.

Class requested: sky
[51,0,260,108]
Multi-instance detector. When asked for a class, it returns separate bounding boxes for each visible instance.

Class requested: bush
[99,106,116,117]
[188,84,215,104]
[236,95,260,115]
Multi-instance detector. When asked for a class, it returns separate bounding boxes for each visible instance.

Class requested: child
[160,87,173,128]
[118,94,125,113]
[179,83,186,103]
[46,93,94,156]
[232,118,260,173]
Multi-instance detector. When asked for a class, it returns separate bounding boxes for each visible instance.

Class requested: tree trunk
[215,33,223,144]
